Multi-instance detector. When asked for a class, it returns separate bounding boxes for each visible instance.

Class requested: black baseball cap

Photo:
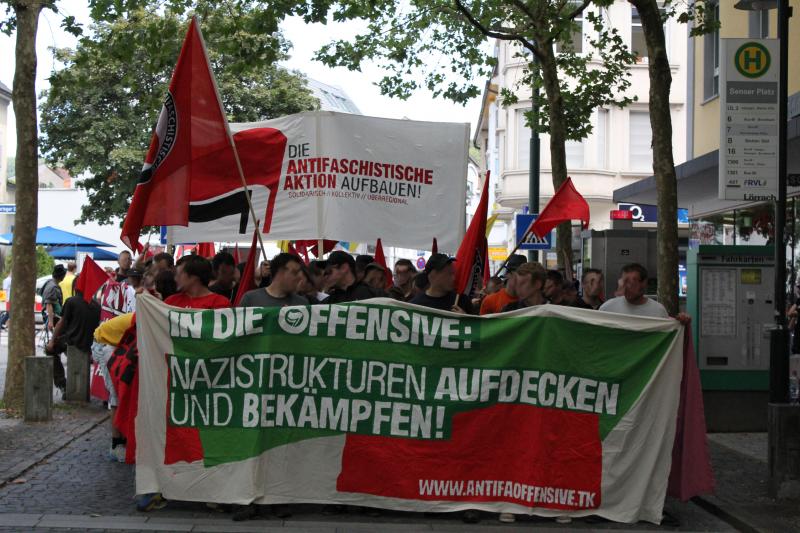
[126,268,144,279]
[364,262,386,273]
[424,253,455,273]
[506,254,528,272]
[355,254,374,271]
[317,250,356,272]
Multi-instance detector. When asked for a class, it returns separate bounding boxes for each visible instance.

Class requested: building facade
[474,1,688,264]
[613,1,800,271]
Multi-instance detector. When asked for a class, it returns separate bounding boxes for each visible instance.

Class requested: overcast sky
[0,6,482,157]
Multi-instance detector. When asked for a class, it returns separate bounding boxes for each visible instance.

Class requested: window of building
[631,7,669,61]
[596,109,608,169]
[749,9,770,38]
[555,6,583,53]
[703,1,720,99]
[631,8,646,60]
[629,111,652,171]
[565,139,585,170]
[517,108,531,170]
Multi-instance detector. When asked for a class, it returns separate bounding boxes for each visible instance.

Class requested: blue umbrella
[46,245,119,261]
[0,226,114,247]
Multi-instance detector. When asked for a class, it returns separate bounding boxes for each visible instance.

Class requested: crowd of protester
[27,244,687,523]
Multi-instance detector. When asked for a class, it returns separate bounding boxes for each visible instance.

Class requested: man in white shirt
[600,263,669,318]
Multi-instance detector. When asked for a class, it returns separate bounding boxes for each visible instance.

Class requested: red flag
[431,237,438,255]
[530,177,590,238]
[233,229,260,305]
[454,171,490,298]
[233,243,241,264]
[121,17,235,252]
[76,256,111,303]
[196,242,216,258]
[374,238,392,288]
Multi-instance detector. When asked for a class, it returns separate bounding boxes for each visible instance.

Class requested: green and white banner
[135,294,683,523]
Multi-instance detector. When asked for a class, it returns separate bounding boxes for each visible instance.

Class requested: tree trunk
[538,45,572,270]
[3,0,43,410]
[632,0,678,315]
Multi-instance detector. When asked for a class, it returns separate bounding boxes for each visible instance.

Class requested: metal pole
[529,74,541,263]
[770,0,790,403]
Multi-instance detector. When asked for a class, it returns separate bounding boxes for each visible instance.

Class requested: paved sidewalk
[0,419,733,532]
[696,433,800,532]
[0,402,108,489]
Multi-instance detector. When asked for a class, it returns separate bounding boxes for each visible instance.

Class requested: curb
[691,495,762,533]
[0,410,109,490]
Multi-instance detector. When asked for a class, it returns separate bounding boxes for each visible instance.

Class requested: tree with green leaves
[40,3,318,225]
[309,0,637,263]
[629,0,717,315]
[1,0,81,411]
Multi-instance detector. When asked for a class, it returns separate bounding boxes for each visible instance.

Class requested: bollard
[24,356,53,421]
[65,346,90,402]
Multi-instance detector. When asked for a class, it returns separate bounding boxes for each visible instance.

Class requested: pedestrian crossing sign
[515,214,553,250]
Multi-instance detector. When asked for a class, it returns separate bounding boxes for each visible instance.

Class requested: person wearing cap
[480,254,526,315]
[238,253,308,308]
[321,251,386,304]
[501,262,548,311]
[123,268,144,313]
[409,253,473,314]
[355,254,374,283]
[363,262,389,291]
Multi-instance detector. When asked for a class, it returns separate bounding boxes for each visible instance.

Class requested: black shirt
[573,297,595,309]
[59,295,101,351]
[410,292,474,315]
[209,283,236,302]
[326,282,386,304]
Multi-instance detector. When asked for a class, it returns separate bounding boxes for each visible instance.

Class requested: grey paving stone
[0,512,41,527]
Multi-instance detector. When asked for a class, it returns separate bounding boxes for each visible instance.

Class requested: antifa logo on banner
[140,93,178,185]
[189,189,253,235]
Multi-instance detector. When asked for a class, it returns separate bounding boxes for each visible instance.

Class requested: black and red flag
[120,17,287,252]
[121,17,234,252]
[454,171,490,299]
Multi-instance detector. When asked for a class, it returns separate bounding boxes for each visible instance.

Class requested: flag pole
[193,16,269,264]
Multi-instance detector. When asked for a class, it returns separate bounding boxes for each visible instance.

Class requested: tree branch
[452,0,543,60]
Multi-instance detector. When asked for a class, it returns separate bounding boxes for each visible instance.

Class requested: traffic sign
[719,38,779,201]
[515,214,552,250]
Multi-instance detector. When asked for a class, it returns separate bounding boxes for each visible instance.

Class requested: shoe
[108,446,126,463]
[136,493,166,512]
[272,504,291,518]
[661,511,680,527]
[498,513,516,523]
[462,510,481,523]
[232,503,258,521]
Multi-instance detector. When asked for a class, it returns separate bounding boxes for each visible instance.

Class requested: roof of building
[306,78,361,115]
[0,80,11,101]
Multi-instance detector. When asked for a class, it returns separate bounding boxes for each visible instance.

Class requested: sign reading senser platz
[719,39,779,201]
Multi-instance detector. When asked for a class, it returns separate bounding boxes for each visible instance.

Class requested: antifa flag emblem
[140,93,178,185]
[464,246,484,299]
[188,189,252,234]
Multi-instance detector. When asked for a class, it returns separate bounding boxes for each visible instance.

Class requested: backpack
[37,279,52,298]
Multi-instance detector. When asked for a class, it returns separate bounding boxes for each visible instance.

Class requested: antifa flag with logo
[120,17,288,252]
[454,172,490,299]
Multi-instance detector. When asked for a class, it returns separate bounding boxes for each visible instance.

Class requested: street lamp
[735,0,793,498]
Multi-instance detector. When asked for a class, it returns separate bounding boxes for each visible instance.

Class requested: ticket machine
[687,245,774,431]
